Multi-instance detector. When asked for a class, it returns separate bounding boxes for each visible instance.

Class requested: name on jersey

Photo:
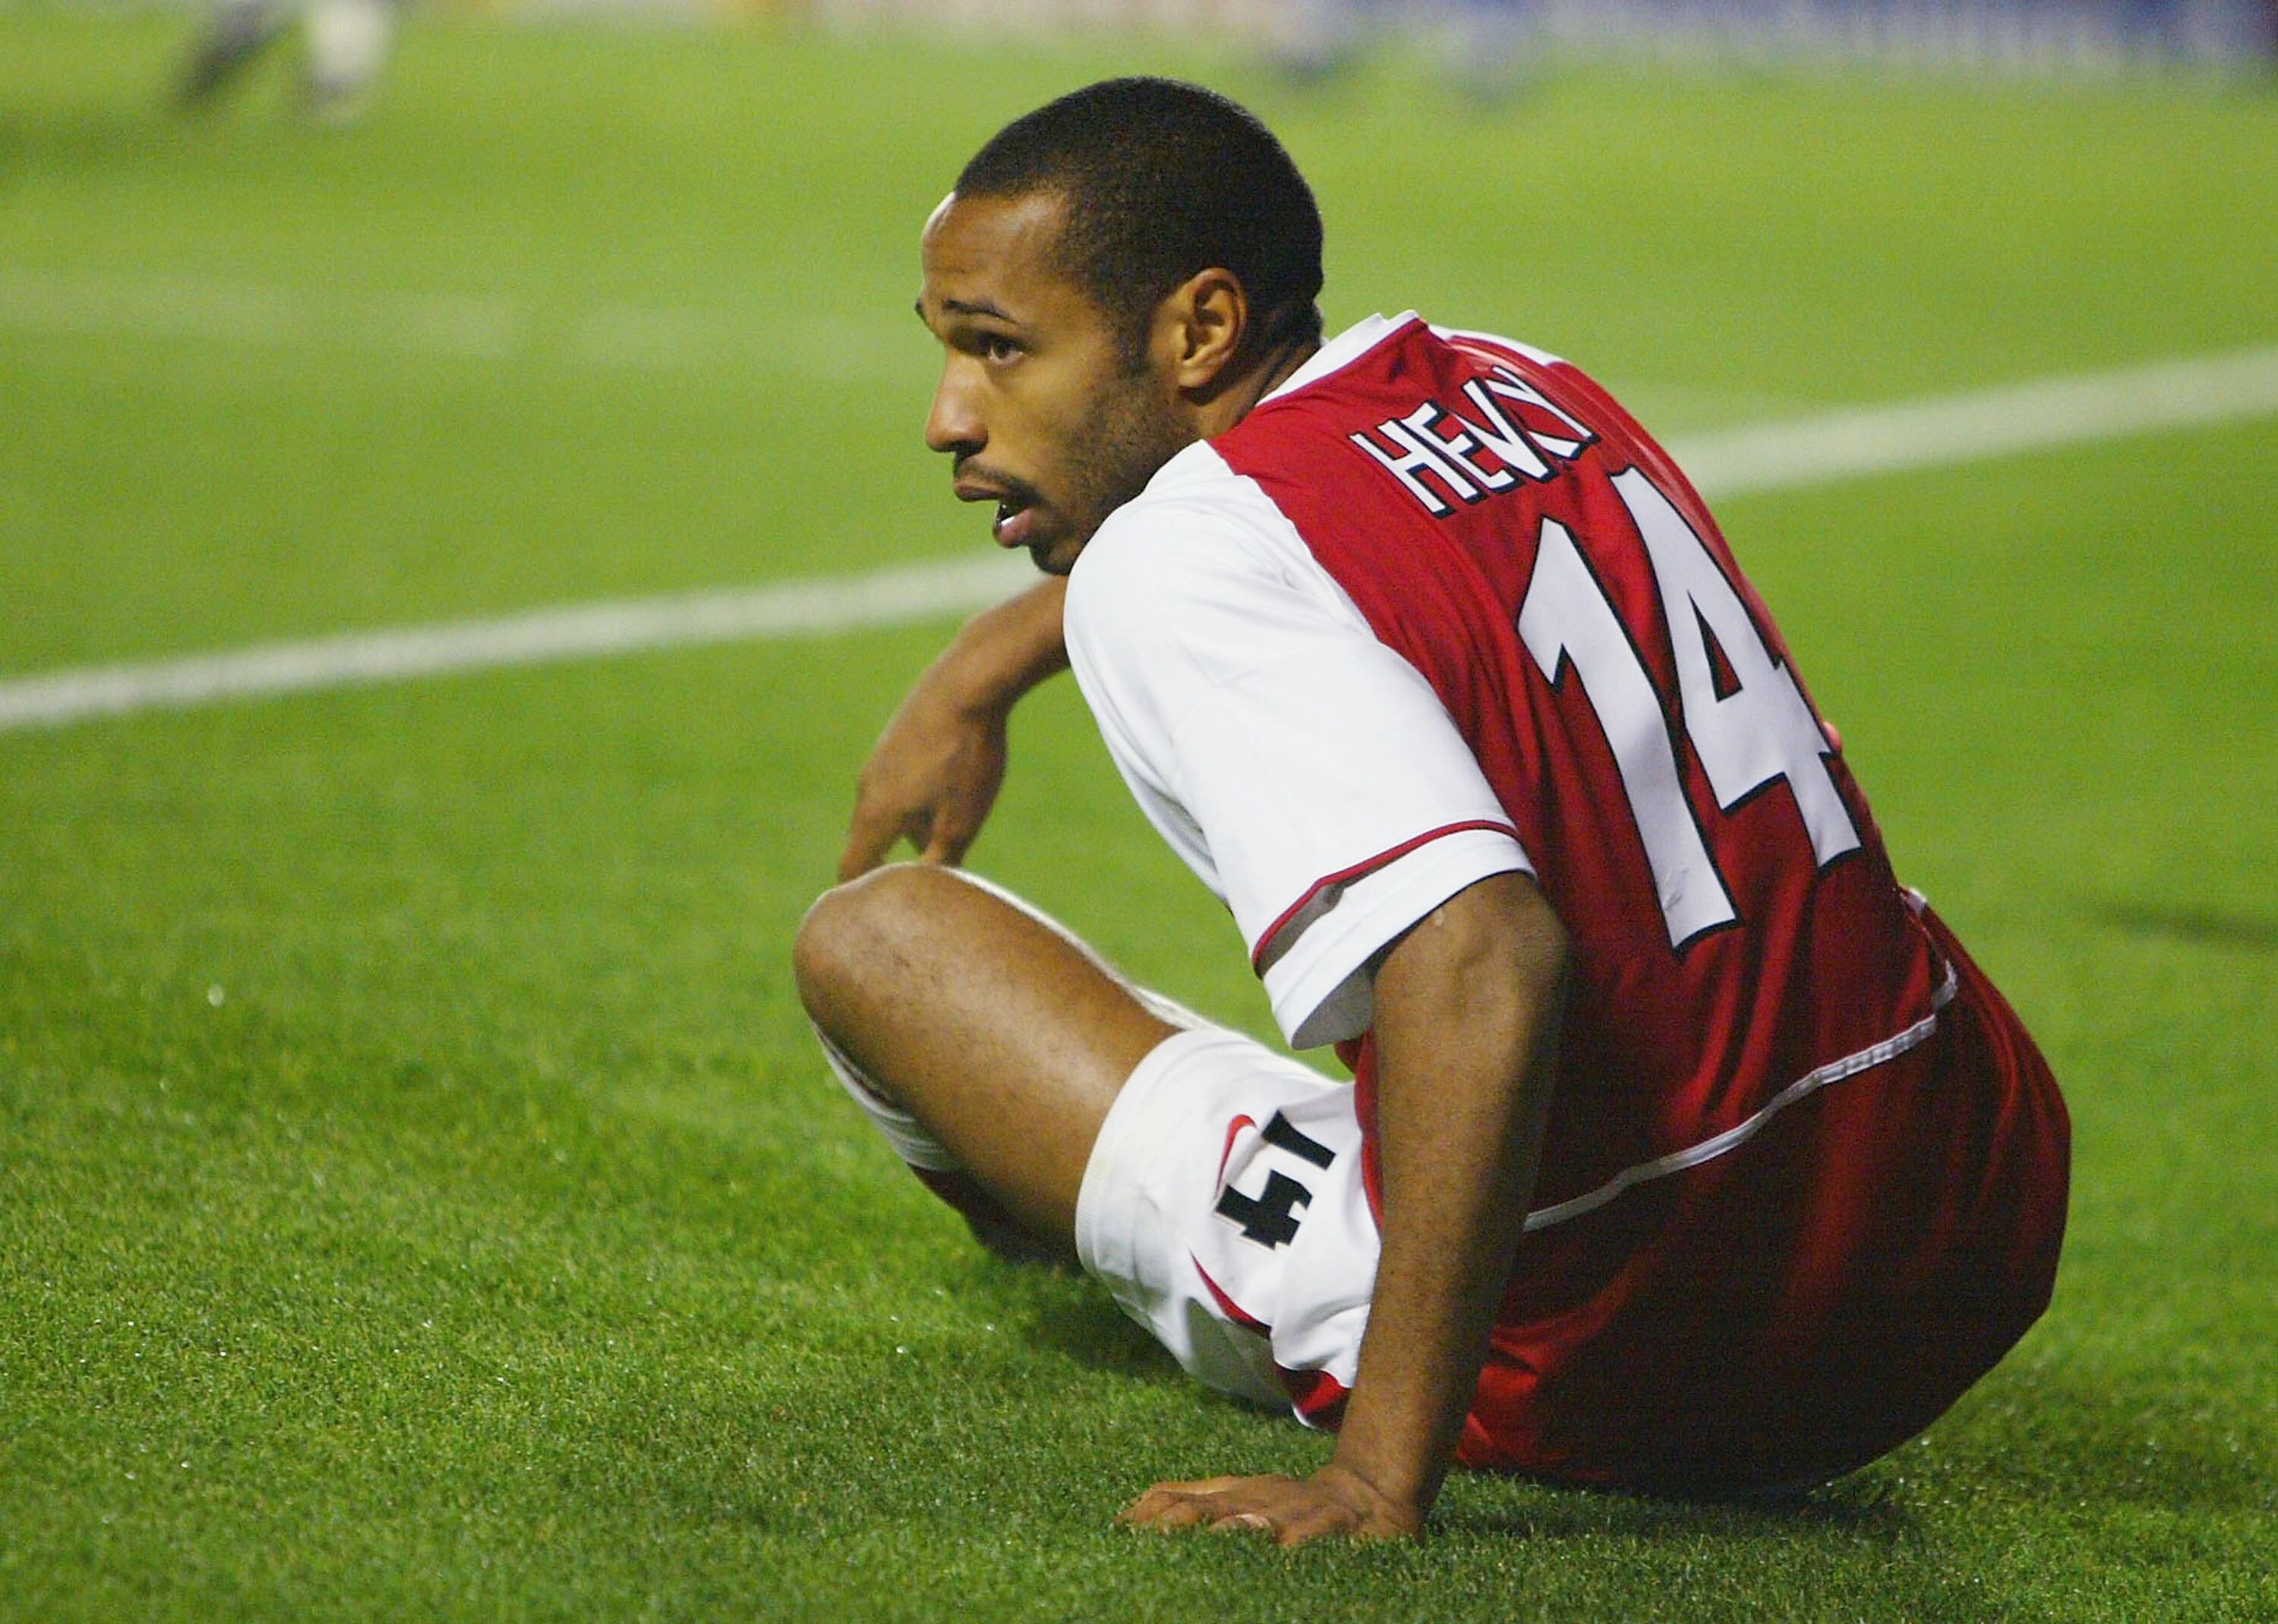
[1347,366,1597,516]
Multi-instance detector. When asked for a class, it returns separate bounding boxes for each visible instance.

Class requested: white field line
[2,343,2274,736]
[0,555,1038,733]
[1673,343,2278,494]
[0,266,916,379]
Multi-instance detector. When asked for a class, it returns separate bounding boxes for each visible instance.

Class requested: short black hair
[955,77,1324,364]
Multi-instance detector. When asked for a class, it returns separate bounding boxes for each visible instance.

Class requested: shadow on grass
[2094,898,2278,954]
[576,1304,2270,1559]
[1435,1470,1915,1543]
[948,1252,1178,1383]
[652,1188,2273,1544]
[1439,1364,2275,1543]
[907,1238,2278,1509]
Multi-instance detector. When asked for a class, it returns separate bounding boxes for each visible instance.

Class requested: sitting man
[792,77,2069,1547]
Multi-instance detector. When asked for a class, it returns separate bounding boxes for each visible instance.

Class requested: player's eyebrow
[917,295,1021,325]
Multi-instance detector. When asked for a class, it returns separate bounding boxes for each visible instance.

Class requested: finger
[836,836,881,884]
[917,825,969,868]
[1118,1488,1181,1526]
[1122,1478,1226,1522]
[1127,1484,1255,1529]
[837,803,899,882]
[1210,1511,1275,1537]
[1137,1495,1216,1531]
[1122,1475,1280,1531]
[1147,1476,1251,1499]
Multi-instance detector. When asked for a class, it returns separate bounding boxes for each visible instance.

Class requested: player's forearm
[934,576,1069,719]
[1330,872,1566,1518]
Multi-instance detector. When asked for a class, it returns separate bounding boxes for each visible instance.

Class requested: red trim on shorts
[1249,820,1523,974]
[1191,1257,1270,1336]
[1215,1115,1257,1184]
[1276,1366,1350,1429]
[1196,1257,1354,1430]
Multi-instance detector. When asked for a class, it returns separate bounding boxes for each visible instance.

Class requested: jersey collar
[1260,311,1421,405]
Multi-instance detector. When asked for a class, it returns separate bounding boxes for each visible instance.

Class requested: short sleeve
[1065,446,1531,1049]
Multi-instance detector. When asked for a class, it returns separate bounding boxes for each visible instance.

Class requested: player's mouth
[992,497,1036,548]
[953,468,1047,551]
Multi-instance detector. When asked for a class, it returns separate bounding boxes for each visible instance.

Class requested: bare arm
[1123,869,1566,1544]
[838,576,1068,880]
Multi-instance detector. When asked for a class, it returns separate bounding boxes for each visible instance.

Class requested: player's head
[954,77,1325,367]
[915,79,1325,575]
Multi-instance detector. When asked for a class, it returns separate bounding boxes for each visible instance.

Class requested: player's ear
[1163,269,1247,393]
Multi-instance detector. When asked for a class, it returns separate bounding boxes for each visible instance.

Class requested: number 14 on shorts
[1215,1111,1338,1249]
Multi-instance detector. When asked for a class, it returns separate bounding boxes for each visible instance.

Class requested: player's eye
[978,333,1021,364]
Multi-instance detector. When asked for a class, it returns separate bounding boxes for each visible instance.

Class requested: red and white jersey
[1065,312,1952,1237]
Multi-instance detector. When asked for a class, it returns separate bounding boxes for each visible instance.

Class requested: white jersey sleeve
[1064,440,1531,1051]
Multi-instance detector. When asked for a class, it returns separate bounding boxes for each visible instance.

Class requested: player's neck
[1191,333,1321,440]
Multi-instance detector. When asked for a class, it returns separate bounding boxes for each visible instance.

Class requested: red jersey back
[1211,318,1950,1235]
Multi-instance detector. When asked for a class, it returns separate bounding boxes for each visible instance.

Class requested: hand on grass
[1120,1466,1425,1548]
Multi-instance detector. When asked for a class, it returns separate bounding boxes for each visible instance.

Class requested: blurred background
[139,0,2278,124]
[3,0,2273,1613]
[802,0,2278,73]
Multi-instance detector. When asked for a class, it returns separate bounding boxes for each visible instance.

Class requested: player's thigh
[797,862,1182,1242]
[1076,1023,1377,1419]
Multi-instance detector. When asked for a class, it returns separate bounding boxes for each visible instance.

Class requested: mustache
[952,459,1043,509]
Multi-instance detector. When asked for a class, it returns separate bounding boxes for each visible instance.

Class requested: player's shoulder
[1065,439,1382,702]
[1068,441,1300,622]
[1424,321,1567,372]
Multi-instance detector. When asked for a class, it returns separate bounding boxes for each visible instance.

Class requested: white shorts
[1073,1023,1381,1423]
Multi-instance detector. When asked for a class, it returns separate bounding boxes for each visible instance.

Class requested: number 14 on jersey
[1516,468,1860,948]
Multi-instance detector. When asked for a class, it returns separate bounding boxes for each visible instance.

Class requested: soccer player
[792,77,2069,1547]
[175,0,399,124]
[1272,0,1542,102]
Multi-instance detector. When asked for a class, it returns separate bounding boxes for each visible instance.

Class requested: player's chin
[1025,531,1089,577]
[996,499,1096,575]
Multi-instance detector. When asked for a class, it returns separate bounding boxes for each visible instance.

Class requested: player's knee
[791,862,942,1023]
[791,871,884,1019]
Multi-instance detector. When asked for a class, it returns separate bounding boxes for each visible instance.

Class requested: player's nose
[925,361,984,457]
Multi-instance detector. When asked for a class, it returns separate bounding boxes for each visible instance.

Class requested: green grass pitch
[2,11,2273,1618]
